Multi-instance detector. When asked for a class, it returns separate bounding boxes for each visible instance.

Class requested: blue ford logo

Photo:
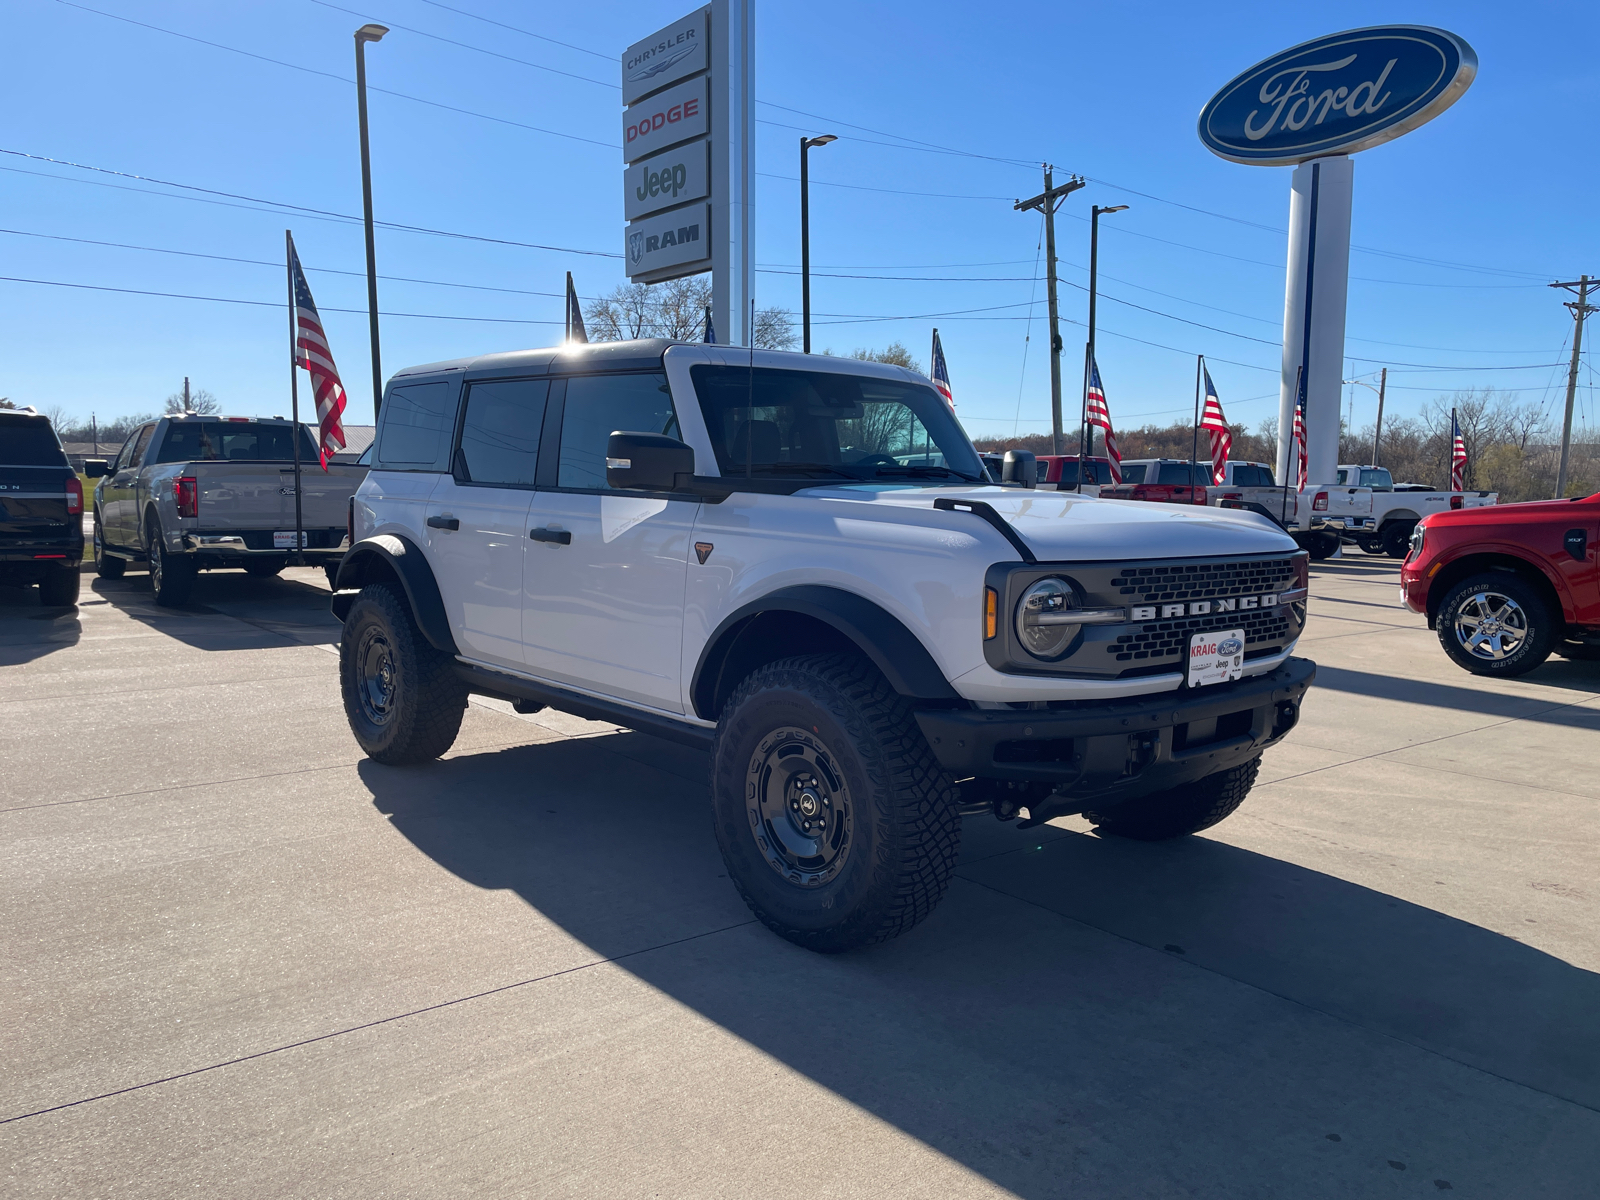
[1217,637,1244,657]
[1199,26,1476,165]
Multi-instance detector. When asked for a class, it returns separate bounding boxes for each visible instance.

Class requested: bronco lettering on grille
[1132,595,1277,622]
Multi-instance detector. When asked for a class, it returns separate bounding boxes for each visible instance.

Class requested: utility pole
[183,377,190,412]
[1372,367,1386,467]
[1553,276,1595,498]
[354,24,388,421]
[1014,166,1084,454]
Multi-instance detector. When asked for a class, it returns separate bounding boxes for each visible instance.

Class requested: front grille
[1109,606,1290,665]
[1110,557,1296,605]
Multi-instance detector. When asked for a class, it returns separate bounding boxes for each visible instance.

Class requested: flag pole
[286,230,304,569]
[1077,342,1091,494]
[1190,354,1202,497]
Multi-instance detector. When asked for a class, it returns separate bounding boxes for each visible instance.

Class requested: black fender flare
[691,584,959,720]
[331,534,459,655]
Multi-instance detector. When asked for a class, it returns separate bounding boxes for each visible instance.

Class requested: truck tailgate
[294,464,366,527]
[193,463,287,528]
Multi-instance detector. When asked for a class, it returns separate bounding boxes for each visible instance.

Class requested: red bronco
[1400,492,1600,677]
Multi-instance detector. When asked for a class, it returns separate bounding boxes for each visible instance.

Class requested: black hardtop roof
[0,410,51,423]
[393,338,681,381]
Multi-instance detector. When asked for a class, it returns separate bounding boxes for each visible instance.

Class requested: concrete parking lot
[3,555,1598,1197]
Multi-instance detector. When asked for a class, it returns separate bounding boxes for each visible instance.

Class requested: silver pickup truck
[87,414,366,604]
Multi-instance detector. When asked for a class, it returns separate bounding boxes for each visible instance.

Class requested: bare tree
[850,341,922,373]
[586,277,795,348]
[164,387,220,415]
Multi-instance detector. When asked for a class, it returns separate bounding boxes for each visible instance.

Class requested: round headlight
[1015,577,1079,660]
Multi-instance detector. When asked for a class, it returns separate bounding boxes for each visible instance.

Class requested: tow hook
[1273,699,1300,738]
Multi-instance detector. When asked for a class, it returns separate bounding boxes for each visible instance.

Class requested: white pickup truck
[331,339,1315,952]
[88,414,366,604]
[1329,464,1497,557]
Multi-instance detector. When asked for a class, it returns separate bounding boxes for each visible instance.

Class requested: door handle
[426,515,459,531]
[529,527,571,545]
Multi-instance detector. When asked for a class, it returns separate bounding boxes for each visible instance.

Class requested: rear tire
[146,518,195,607]
[38,566,80,607]
[1085,757,1261,841]
[93,516,125,578]
[710,652,961,953]
[1382,521,1414,559]
[339,583,466,764]
[1436,572,1556,677]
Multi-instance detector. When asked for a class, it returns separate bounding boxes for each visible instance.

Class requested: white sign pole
[709,0,753,347]
[1276,155,1352,492]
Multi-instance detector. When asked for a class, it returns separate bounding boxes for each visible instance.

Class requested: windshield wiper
[873,465,980,481]
[745,462,857,479]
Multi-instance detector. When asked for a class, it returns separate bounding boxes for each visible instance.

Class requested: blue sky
[3,0,1595,443]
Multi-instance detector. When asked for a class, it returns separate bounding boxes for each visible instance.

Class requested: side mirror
[83,459,109,478]
[1002,450,1037,489]
[606,431,695,491]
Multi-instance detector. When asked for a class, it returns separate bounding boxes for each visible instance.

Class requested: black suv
[0,410,84,605]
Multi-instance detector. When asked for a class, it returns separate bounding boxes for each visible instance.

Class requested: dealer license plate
[273,530,308,549]
[1187,628,1246,687]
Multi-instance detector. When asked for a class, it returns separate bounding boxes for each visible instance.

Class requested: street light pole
[800,134,836,354]
[1081,203,1128,481]
[355,23,388,420]
[1342,369,1388,466]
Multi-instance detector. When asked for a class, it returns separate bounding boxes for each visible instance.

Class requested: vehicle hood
[1423,494,1596,528]
[800,484,1298,561]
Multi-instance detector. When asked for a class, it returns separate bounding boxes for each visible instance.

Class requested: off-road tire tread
[38,567,80,606]
[1435,572,1556,678]
[340,583,466,765]
[1086,756,1261,841]
[712,652,960,952]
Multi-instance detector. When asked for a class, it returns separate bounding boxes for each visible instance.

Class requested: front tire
[710,653,961,953]
[1382,521,1414,559]
[1085,757,1261,841]
[146,518,195,606]
[339,583,466,764]
[38,566,80,606]
[1436,572,1557,677]
[93,516,126,578]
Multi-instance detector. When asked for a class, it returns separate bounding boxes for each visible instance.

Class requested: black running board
[454,662,714,751]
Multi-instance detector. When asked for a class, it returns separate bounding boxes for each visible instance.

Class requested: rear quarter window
[376,378,460,470]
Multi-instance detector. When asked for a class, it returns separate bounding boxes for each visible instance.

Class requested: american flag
[566,271,588,344]
[288,237,347,469]
[1450,408,1467,490]
[1199,365,1232,485]
[1291,394,1309,490]
[1085,355,1122,484]
[930,328,954,409]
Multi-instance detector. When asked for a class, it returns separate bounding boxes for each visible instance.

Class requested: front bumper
[915,657,1314,801]
[1398,562,1430,615]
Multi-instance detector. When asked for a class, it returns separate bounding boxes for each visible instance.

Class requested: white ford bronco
[332,340,1315,951]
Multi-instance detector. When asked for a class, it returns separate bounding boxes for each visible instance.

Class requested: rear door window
[1119,463,1147,485]
[0,420,68,466]
[378,379,459,470]
[455,379,549,487]
[555,373,677,490]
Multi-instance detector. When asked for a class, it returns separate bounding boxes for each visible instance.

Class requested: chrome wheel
[356,624,398,726]
[147,528,164,594]
[746,726,854,888]
[1453,590,1529,661]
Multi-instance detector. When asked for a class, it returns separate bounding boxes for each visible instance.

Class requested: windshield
[690,364,984,483]
[0,419,68,466]
[156,420,320,464]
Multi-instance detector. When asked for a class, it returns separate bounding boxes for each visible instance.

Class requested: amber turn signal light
[984,587,998,640]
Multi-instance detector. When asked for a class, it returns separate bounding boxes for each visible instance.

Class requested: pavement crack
[0,918,757,1127]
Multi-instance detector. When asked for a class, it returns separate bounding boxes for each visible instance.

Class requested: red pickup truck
[1400,492,1600,677]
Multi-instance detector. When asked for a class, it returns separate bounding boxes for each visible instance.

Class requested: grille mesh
[1109,607,1291,663]
[1110,558,1296,605]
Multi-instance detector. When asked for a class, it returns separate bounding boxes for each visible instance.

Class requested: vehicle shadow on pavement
[357,734,1600,1193]
[86,572,337,653]
[1316,663,1600,711]
[0,585,81,664]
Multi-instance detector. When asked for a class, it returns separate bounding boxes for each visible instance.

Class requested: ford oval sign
[1199,26,1476,166]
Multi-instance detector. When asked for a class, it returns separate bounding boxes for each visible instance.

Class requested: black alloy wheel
[1383,522,1414,559]
[710,652,960,953]
[338,583,466,764]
